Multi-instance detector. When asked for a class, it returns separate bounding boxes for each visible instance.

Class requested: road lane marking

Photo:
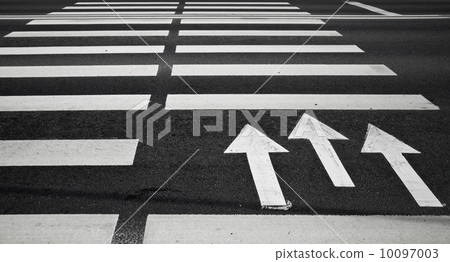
[181,19,324,24]
[178,30,341,36]
[0,95,151,111]
[0,215,118,244]
[76,2,179,4]
[362,124,443,207]
[0,140,138,166]
[48,11,176,15]
[0,46,165,55]
[347,1,401,16]
[289,113,354,187]
[27,19,173,25]
[0,65,158,78]
[225,125,289,208]
[171,64,395,76]
[175,45,363,53]
[165,94,439,110]
[182,11,310,15]
[186,2,290,4]
[64,6,178,9]
[184,6,299,10]
[5,30,170,37]
[143,215,450,243]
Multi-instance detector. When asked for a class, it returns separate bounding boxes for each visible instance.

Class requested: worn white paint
[175,45,363,53]
[347,1,401,16]
[27,19,173,25]
[0,215,118,244]
[143,215,450,244]
[0,95,151,111]
[182,11,310,15]
[4,30,169,37]
[181,19,324,24]
[178,30,341,36]
[0,46,165,55]
[48,11,176,15]
[362,124,442,207]
[165,94,439,110]
[0,65,158,78]
[171,64,395,76]
[225,125,288,208]
[0,139,138,166]
[289,113,354,187]
[184,6,298,10]
[64,6,178,9]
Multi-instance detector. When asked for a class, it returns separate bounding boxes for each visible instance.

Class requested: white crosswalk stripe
[165,94,439,110]
[178,30,342,36]
[181,18,324,24]
[5,30,170,37]
[175,45,363,53]
[64,6,178,9]
[27,19,173,25]
[143,215,450,244]
[0,46,165,55]
[0,140,138,166]
[182,11,311,15]
[171,64,396,76]
[0,95,151,111]
[0,65,159,78]
[0,215,118,244]
[184,6,299,10]
[75,2,179,4]
[48,11,176,15]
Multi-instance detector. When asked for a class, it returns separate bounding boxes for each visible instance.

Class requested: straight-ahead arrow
[288,113,354,187]
[362,124,442,207]
[225,124,290,210]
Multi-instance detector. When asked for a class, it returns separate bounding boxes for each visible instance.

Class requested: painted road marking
[165,94,439,110]
[184,6,299,10]
[182,11,310,15]
[362,124,443,207]
[0,95,151,111]
[64,6,178,9]
[347,1,401,16]
[289,113,354,187]
[0,65,158,78]
[48,11,176,15]
[0,215,118,244]
[143,215,450,244]
[181,19,324,24]
[0,139,138,166]
[186,2,291,5]
[225,125,289,208]
[0,46,165,55]
[178,30,341,36]
[171,64,395,76]
[27,19,173,25]
[4,30,170,37]
[175,45,363,53]
[75,2,179,4]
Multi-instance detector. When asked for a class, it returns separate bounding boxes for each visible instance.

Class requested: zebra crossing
[0,1,447,244]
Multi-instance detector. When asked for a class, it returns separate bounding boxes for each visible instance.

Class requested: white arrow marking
[225,124,289,208]
[289,113,354,187]
[361,124,442,207]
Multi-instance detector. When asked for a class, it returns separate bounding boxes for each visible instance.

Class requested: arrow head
[361,124,420,154]
[288,113,348,140]
[225,124,288,154]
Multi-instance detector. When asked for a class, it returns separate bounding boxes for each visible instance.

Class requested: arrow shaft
[246,153,287,207]
[310,137,354,187]
[384,152,442,207]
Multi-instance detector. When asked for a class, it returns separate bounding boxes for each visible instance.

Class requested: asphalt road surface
[0,0,449,244]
